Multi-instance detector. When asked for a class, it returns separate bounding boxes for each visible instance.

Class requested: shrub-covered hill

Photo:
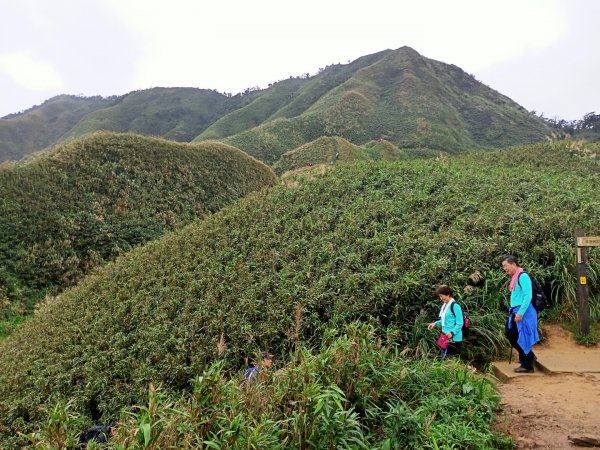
[199,46,550,165]
[59,87,260,144]
[0,132,277,307]
[272,136,405,175]
[0,141,598,441]
[0,95,113,162]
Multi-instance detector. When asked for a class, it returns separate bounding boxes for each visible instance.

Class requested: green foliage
[0,140,598,442]
[272,137,406,175]
[24,400,87,449]
[202,47,551,165]
[224,115,326,165]
[0,95,113,162]
[3,48,551,167]
[29,325,511,449]
[361,139,406,161]
[572,322,600,346]
[61,88,255,144]
[0,131,277,321]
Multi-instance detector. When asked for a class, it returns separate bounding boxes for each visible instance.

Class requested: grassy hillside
[199,47,551,164]
[195,50,392,142]
[272,136,405,175]
[194,78,311,140]
[224,115,327,165]
[2,47,551,166]
[0,132,277,326]
[60,87,258,143]
[0,140,597,442]
[0,95,113,162]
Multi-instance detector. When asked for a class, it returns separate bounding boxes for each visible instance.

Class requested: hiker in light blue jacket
[502,255,539,373]
[428,285,464,358]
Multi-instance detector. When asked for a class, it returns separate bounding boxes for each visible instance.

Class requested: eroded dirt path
[494,326,600,449]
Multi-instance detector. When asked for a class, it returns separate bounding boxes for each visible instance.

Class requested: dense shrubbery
[272,137,405,175]
[27,325,512,449]
[61,88,257,143]
[0,141,598,442]
[0,95,114,162]
[224,115,326,165]
[0,132,277,319]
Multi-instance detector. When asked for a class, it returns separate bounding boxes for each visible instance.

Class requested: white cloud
[0,0,590,118]
[102,0,568,94]
[0,51,64,91]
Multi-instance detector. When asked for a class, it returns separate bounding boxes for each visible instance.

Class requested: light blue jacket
[435,300,464,342]
[512,272,532,317]
[507,272,539,354]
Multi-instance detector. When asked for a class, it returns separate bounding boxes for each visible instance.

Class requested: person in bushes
[243,350,273,383]
[427,284,464,358]
[80,424,115,447]
[501,254,539,373]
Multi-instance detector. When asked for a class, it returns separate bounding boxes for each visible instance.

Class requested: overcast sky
[0,0,597,120]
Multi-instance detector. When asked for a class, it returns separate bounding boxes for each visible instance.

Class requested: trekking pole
[508,345,513,364]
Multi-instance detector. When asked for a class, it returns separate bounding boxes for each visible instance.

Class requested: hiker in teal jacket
[428,285,464,357]
[502,255,539,373]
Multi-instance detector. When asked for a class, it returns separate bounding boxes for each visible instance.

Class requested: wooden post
[575,229,590,335]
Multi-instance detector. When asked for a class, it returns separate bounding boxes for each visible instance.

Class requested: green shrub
[0,131,276,324]
[29,325,511,449]
[273,137,406,175]
[0,140,597,442]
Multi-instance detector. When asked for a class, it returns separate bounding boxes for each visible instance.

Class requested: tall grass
[0,132,277,325]
[0,141,597,441]
[29,325,513,449]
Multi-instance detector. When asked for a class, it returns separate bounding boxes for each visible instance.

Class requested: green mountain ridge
[0,140,597,442]
[1,47,552,164]
[60,87,259,144]
[216,47,550,164]
[195,49,393,142]
[0,95,114,161]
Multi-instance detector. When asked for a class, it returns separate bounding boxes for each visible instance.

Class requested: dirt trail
[494,325,600,449]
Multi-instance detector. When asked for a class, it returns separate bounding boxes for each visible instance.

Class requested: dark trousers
[506,315,536,370]
[444,341,462,358]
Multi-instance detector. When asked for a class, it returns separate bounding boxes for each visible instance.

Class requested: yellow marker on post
[580,276,587,285]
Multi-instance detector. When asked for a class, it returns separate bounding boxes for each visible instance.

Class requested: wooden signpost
[575,230,600,335]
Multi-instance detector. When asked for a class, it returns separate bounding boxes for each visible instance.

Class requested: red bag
[437,333,449,349]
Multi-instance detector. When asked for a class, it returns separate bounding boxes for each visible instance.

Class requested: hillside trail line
[493,324,600,449]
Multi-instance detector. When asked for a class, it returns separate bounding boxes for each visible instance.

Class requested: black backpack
[81,425,112,445]
[518,272,550,313]
[450,302,470,338]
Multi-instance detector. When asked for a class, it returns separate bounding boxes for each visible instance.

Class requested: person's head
[501,254,520,275]
[260,351,273,369]
[435,284,453,303]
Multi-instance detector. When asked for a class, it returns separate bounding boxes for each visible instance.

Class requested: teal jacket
[508,271,539,354]
[435,300,464,342]
[512,272,532,317]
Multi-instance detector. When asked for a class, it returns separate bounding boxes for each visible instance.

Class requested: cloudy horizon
[1,0,597,121]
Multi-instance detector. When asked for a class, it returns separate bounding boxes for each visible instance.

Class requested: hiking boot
[513,366,534,373]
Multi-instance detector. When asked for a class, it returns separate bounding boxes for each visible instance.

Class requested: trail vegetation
[0,140,598,445]
[0,132,277,338]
